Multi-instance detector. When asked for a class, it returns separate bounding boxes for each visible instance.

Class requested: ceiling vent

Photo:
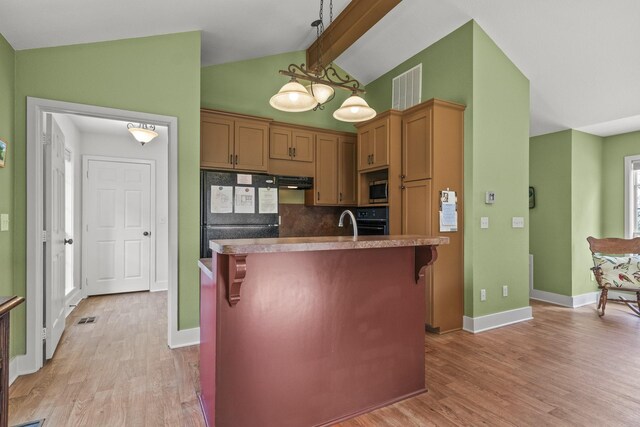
[392,64,422,110]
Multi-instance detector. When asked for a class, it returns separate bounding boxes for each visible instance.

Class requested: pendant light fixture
[270,0,376,123]
[333,94,377,122]
[127,123,158,146]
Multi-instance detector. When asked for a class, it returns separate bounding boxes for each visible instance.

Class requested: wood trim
[402,98,467,116]
[306,0,402,71]
[200,108,272,124]
[415,246,438,284]
[270,121,355,137]
[354,109,403,129]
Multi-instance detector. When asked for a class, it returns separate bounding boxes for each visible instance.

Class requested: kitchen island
[198,235,448,427]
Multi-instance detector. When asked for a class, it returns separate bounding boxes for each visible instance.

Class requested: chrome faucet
[338,209,358,238]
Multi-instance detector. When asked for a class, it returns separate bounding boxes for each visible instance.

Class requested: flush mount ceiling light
[270,0,376,123]
[127,123,158,146]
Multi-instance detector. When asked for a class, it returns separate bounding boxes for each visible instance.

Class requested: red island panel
[199,245,435,427]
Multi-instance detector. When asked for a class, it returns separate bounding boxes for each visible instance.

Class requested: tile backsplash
[279,204,354,237]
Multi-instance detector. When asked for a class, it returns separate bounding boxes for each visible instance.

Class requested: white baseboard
[152,280,168,292]
[169,327,200,349]
[463,306,533,333]
[65,290,83,318]
[530,289,599,308]
[9,354,38,386]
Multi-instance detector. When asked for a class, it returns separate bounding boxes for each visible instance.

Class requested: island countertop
[209,234,449,255]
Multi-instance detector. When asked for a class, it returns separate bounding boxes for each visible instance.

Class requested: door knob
[64,238,73,245]
[143,231,151,236]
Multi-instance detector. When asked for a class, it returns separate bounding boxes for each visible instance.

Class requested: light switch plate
[480,217,489,229]
[0,214,8,232]
[485,191,496,204]
[512,217,525,228]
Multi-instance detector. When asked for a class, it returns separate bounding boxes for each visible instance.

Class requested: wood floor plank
[9,293,640,426]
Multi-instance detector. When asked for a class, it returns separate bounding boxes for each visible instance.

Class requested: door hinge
[41,230,47,242]
[41,133,51,145]
[41,328,47,340]
[86,170,89,179]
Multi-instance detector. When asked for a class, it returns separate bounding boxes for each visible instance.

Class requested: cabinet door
[291,130,315,162]
[235,120,269,172]
[371,119,389,169]
[201,115,235,170]
[315,134,339,205]
[270,126,292,160]
[402,179,432,235]
[357,126,372,171]
[403,106,432,181]
[338,136,357,205]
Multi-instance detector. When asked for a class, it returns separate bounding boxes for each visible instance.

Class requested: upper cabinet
[356,111,401,172]
[269,125,314,163]
[402,106,433,182]
[201,110,270,172]
[338,136,357,205]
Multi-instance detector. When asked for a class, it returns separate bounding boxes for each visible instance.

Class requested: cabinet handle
[229,154,233,164]
[401,186,406,189]
[317,192,320,201]
[401,174,406,179]
[339,192,343,202]
[293,147,296,157]
[288,147,292,157]
[235,154,238,164]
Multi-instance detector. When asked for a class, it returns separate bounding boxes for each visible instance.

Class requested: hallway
[8,291,205,426]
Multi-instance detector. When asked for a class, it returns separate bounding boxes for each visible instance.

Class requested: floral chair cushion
[592,255,640,288]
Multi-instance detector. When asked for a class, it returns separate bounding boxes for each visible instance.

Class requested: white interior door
[44,114,67,359]
[85,159,151,295]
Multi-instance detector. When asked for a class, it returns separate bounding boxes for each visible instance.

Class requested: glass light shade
[128,127,159,144]
[305,83,334,105]
[269,81,317,112]
[333,95,377,122]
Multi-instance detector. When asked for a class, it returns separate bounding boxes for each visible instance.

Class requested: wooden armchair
[587,236,640,316]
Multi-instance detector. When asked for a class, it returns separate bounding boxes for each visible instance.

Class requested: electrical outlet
[0,214,8,232]
[512,217,525,228]
[502,285,508,297]
[480,217,489,229]
[480,289,487,301]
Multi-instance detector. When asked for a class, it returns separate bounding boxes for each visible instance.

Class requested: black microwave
[369,180,388,203]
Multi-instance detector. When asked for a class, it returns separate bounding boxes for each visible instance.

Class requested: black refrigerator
[200,171,279,258]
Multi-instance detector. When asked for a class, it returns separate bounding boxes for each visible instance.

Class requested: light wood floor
[9,291,205,427]
[9,294,640,426]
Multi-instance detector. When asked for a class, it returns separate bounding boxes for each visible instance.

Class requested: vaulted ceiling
[1,0,638,137]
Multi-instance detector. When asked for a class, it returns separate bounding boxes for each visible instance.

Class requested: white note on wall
[258,187,278,214]
[235,186,255,214]
[211,186,233,213]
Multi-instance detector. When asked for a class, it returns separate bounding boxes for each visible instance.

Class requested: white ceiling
[65,114,168,139]
[2,0,639,137]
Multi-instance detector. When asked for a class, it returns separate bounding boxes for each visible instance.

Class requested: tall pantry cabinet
[401,99,465,333]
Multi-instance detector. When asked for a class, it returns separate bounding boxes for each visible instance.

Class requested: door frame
[24,97,181,376]
[82,156,156,298]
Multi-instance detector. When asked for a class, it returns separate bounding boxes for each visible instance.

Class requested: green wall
[529,130,602,297]
[471,24,530,316]
[571,131,602,295]
[602,131,640,237]
[530,131,573,296]
[366,21,531,318]
[201,51,355,132]
[12,32,202,354]
[0,35,17,356]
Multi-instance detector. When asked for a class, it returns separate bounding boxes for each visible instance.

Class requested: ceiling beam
[306,0,402,72]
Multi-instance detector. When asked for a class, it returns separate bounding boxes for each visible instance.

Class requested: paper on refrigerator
[235,186,255,214]
[210,186,233,213]
[258,187,278,214]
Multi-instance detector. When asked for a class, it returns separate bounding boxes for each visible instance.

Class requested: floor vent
[78,317,96,324]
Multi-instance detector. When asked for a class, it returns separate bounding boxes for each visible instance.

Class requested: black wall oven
[356,207,389,236]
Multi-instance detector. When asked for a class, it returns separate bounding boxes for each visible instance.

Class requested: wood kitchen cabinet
[308,133,339,205]
[268,124,316,177]
[356,111,401,171]
[400,99,465,334]
[201,109,270,172]
[305,132,357,206]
